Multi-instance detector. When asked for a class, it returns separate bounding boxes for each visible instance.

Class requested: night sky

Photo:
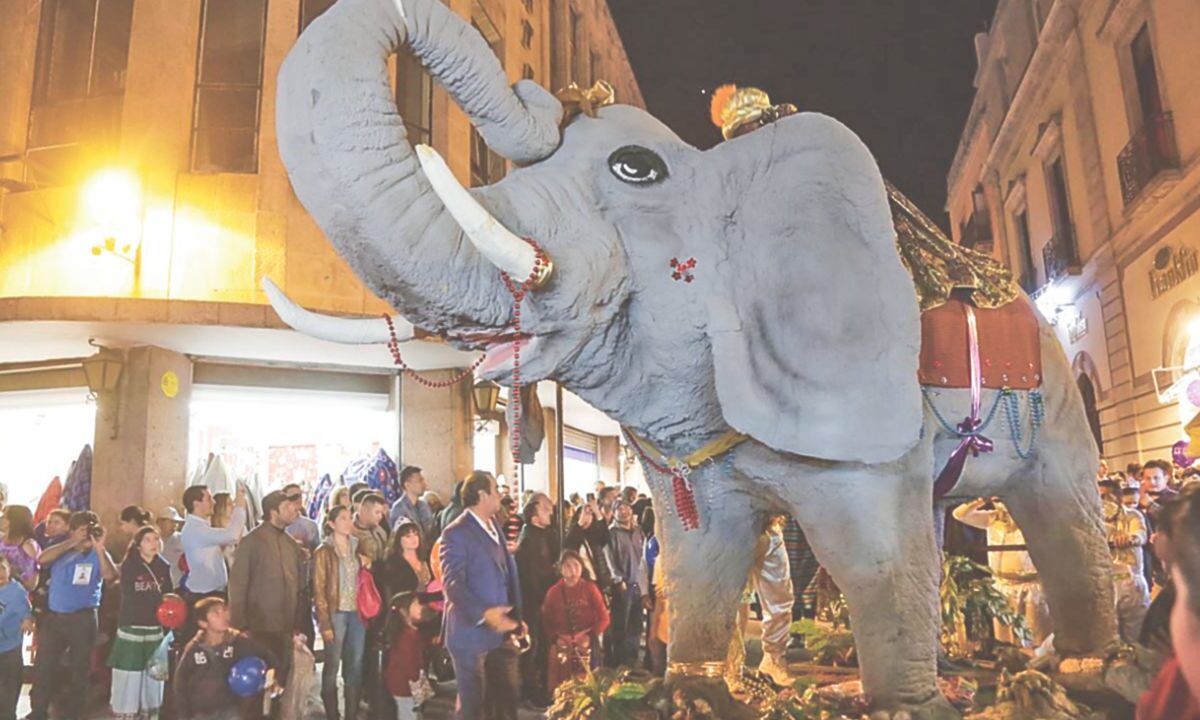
[607,0,1000,230]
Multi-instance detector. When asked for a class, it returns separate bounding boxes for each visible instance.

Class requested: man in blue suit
[440,470,523,720]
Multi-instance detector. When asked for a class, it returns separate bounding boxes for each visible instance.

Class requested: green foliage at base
[789,619,857,667]
[547,667,665,720]
[941,554,1032,654]
[757,684,868,720]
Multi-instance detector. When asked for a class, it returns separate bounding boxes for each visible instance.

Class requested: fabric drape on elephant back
[275,0,562,332]
[702,113,922,464]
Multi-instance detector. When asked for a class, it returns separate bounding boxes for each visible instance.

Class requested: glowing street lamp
[82,168,142,265]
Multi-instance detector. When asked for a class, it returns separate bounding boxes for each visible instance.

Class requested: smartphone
[586,493,595,502]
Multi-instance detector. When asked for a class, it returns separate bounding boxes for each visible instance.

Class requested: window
[190,0,269,173]
[1130,24,1164,126]
[570,9,585,84]
[299,0,336,32]
[1117,23,1177,205]
[1012,209,1036,292]
[470,127,505,187]
[396,51,433,147]
[563,427,599,499]
[1042,155,1079,280]
[521,20,534,50]
[550,4,565,89]
[27,0,134,183]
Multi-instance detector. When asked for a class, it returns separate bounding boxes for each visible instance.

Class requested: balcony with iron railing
[1042,233,1080,284]
[1118,111,1180,206]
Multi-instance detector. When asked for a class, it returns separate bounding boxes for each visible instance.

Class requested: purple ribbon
[934,305,994,499]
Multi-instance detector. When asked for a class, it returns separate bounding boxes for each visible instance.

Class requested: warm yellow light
[81,168,142,238]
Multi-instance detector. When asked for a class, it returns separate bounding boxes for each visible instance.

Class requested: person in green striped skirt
[110,524,174,719]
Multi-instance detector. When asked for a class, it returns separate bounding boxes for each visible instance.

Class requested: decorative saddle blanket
[918,297,1042,390]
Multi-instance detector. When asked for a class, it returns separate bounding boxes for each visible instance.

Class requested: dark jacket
[117,553,173,627]
[382,551,429,599]
[515,523,560,621]
[229,522,304,633]
[174,631,275,718]
[565,520,613,589]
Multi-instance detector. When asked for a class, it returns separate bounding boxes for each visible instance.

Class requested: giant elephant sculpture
[266,0,1117,716]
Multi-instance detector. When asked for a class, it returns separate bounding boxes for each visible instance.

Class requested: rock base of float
[545,645,1157,720]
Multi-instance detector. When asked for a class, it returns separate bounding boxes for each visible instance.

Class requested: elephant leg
[1001,450,1118,655]
[658,483,760,717]
[782,461,958,719]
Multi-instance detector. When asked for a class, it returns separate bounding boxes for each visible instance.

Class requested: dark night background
[607,0,1000,230]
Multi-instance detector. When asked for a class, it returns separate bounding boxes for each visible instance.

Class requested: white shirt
[467,510,500,545]
[161,533,185,588]
[180,507,246,593]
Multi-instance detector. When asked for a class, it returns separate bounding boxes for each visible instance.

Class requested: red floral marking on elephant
[669,257,697,283]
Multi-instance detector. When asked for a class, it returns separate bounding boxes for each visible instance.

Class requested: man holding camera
[28,511,118,720]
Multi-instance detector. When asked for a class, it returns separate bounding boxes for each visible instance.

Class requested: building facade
[947,0,1200,468]
[0,0,642,536]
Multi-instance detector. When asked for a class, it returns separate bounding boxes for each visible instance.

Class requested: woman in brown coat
[313,505,371,720]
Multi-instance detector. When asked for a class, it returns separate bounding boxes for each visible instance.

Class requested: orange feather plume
[710,84,738,129]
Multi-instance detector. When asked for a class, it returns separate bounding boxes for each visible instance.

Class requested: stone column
[597,436,620,488]
[91,346,192,550]
[400,370,474,501]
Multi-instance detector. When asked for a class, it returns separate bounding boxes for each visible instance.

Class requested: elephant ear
[704,113,921,464]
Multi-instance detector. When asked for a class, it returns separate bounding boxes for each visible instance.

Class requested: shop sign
[1067,313,1088,344]
[1150,245,1198,299]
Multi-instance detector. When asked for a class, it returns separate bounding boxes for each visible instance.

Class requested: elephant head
[271,0,923,464]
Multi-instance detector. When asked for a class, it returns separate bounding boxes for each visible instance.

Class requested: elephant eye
[608,146,668,186]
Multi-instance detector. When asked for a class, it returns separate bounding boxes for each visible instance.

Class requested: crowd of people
[946,458,1190,652]
[0,468,666,720]
[945,456,1200,718]
[7,453,1200,719]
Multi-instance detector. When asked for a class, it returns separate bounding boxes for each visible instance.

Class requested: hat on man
[161,506,186,524]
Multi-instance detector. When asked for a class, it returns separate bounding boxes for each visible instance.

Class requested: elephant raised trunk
[274,0,563,334]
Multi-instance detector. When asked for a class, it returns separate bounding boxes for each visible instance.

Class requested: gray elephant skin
[268,0,1118,716]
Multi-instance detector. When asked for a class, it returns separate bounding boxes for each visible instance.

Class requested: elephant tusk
[262,277,413,344]
[415,144,552,288]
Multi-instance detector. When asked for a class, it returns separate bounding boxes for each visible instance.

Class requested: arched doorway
[1076,374,1103,454]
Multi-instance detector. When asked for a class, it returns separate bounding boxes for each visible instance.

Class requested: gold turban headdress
[709,85,797,140]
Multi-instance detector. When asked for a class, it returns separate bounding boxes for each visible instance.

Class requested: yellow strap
[626,428,749,469]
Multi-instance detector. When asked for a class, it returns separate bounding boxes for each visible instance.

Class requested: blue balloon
[227,656,268,698]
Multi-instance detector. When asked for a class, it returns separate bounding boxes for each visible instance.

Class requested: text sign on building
[1150,245,1199,299]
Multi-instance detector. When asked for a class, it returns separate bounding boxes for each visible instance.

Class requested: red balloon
[157,594,187,630]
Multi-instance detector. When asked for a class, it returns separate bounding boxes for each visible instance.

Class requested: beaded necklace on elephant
[384,237,552,463]
[622,428,748,531]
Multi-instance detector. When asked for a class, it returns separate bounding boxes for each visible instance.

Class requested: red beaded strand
[623,431,702,531]
[385,316,485,388]
[500,239,551,463]
[383,238,550,465]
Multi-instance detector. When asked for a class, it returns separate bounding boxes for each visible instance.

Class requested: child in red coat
[383,592,428,720]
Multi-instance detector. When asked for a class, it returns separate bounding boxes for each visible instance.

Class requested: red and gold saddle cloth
[918,297,1042,390]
